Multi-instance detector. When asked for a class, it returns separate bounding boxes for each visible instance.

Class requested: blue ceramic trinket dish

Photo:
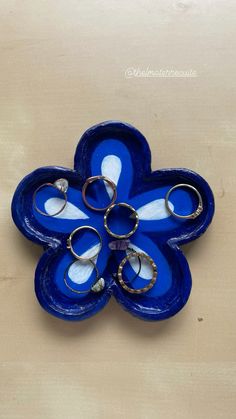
[11,121,214,321]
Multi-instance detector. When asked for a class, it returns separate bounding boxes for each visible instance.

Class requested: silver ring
[33,178,68,217]
[104,203,139,239]
[66,226,102,260]
[165,183,203,219]
[117,251,157,294]
[64,259,105,294]
[82,175,117,211]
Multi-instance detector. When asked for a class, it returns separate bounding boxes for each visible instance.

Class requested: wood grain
[0,1,235,418]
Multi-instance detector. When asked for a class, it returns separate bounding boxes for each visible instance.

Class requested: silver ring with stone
[33,178,68,217]
[64,259,105,294]
[165,183,203,220]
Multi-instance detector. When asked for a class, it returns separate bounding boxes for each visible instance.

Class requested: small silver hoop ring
[33,180,68,217]
[64,259,100,294]
[117,252,157,294]
[104,203,139,239]
[66,226,102,260]
[82,175,117,211]
[165,183,203,219]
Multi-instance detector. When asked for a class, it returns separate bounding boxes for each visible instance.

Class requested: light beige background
[0,1,235,418]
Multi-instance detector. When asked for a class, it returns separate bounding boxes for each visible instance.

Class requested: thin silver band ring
[66,226,102,260]
[82,175,117,211]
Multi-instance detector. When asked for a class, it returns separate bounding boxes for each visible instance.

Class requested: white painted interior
[126,243,153,280]
[137,199,174,220]
[68,244,100,284]
[101,155,122,197]
[44,198,89,219]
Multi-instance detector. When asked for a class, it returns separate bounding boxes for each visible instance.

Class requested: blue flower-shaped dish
[11,121,215,321]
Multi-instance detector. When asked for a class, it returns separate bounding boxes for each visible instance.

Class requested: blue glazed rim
[11,121,215,322]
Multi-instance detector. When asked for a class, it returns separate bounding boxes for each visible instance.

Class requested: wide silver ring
[104,203,139,239]
[165,183,203,219]
[117,251,157,294]
[66,226,102,260]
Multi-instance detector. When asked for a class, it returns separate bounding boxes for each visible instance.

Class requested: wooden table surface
[0,1,235,418]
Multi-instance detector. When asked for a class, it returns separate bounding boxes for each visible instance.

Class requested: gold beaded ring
[33,178,68,217]
[64,259,105,294]
[66,226,102,260]
[104,202,139,239]
[82,175,117,211]
[165,183,203,220]
[117,251,157,294]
